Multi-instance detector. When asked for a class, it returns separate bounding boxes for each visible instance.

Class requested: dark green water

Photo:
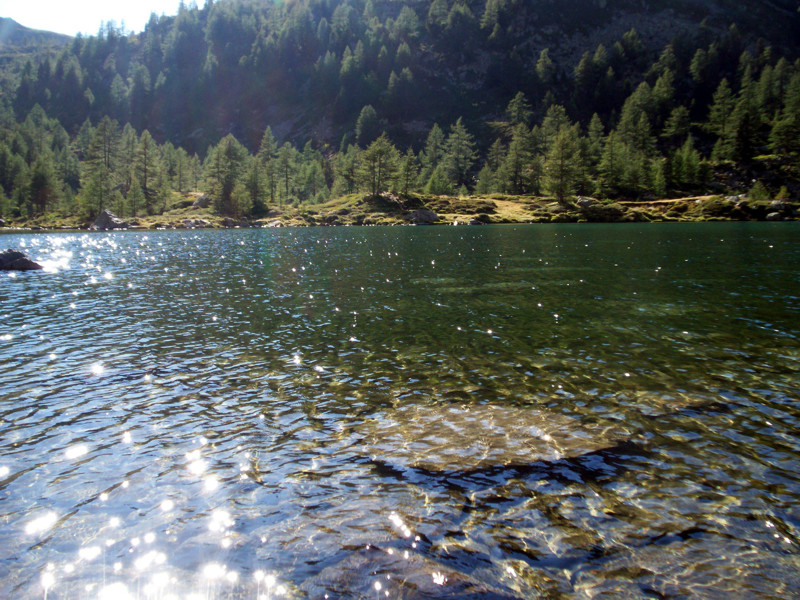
[1,223,799,599]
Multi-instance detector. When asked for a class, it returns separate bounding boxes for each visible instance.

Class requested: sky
[0,0,206,37]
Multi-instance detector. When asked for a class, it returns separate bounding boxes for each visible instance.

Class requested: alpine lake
[1,222,799,599]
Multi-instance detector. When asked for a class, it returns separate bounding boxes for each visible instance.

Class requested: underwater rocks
[359,403,630,473]
[0,249,43,271]
[301,545,522,600]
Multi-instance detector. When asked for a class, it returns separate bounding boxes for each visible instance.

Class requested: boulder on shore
[405,209,439,225]
[0,249,43,271]
[192,194,211,209]
[91,210,129,231]
[183,219,212,229]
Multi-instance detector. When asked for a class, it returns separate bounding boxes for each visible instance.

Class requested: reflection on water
[1,224,800,599]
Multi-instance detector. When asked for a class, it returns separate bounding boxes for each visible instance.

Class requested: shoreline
[1,193,797,232]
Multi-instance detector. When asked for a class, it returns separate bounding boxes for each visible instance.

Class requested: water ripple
[1,224,799,598]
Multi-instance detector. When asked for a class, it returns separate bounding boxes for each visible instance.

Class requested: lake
[1,223,799,599]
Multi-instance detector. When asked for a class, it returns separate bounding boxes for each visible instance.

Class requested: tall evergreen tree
[443,118,477,190]
[205,133,248,216]
[359,133,398,197]
[544,125,582,203]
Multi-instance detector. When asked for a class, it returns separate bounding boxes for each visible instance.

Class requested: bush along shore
[2,192,798,232]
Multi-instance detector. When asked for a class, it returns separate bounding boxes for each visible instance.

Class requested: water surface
[1,223,799,599]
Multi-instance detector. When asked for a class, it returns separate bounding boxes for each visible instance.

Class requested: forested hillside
[1,0,799,224]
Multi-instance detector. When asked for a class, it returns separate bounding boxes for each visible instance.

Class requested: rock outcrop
[192,194,211,209]
[0,249,43,271]
[91,210,129,231]
[405,209,439,225]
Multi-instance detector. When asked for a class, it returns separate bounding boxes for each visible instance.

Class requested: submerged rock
[359,403,630,472]
[302,545,522,599]
[91,210,129,231]
[0,249,43,271]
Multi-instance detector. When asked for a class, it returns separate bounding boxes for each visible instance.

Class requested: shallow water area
[1,223,800,599]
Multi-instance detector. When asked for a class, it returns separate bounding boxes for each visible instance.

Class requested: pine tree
[244,156,266,217]
[136,130,163,215]
[587,113,604,169]
[359,133,398,197]
[652,158,668,198]
[662,106,691,146]
[707,79,736,160]
[599,130,625,195]
[205,134,248,216]
[420,123,445,181]
[29,154,59,215]
[425,164,452,196]
[398,149,418,196]
[355,105,380,146]
[276,142,297,206]
[506,92,532,126]
[497,124,535,194]
[333,144,360,197]
[258,126,278,205]
[443,117,477,190]
[536,48,555,83]
[544,124,582,203]
[81,116,120,217]
[475,163,495,194]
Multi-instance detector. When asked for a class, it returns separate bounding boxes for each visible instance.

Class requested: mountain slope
[4,0,800,152]
[0,17,71,49]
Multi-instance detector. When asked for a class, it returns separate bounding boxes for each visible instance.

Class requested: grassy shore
[2,192,798,231]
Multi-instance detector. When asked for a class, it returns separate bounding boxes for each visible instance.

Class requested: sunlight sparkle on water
[40,570,55,592]
[90,363,105,376]
[208,510,234,533]
[26,512,57,535]
[202,562,227,580]
[204,475,220,491]
[78,546,101,561]
[97,582,135,600]
[188,459,207,475]
[134,550,166,572]
[0,466,9,478]
[65,444,89,459]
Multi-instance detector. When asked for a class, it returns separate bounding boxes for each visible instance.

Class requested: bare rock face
[0,249,43,271]
[91,210,129,231]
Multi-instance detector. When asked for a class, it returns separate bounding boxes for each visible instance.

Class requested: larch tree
[544,124,582,203]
